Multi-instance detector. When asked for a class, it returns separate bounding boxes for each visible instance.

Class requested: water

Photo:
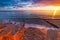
[0,10,59,40]
[0,10,60,28]
[0,10,36,22]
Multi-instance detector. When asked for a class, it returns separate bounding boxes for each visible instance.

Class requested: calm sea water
[0,10,35,22]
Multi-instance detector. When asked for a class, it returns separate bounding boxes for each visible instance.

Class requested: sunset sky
[0,0,60,7]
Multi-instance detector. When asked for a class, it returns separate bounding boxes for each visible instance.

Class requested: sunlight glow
[53,8,58,16]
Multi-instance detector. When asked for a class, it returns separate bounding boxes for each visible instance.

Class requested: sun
[53,8,58,16]
[53,6,60,16]
[51,6,60,19]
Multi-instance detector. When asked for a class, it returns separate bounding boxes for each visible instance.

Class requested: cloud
[0,0,60,7]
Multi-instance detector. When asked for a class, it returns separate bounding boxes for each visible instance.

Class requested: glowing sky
[0,0,60,7]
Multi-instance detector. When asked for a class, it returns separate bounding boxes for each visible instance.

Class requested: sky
[0,0,60,7]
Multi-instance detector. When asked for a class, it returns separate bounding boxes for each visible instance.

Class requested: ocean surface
[0,10,60,20]
[0,10,60,28]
